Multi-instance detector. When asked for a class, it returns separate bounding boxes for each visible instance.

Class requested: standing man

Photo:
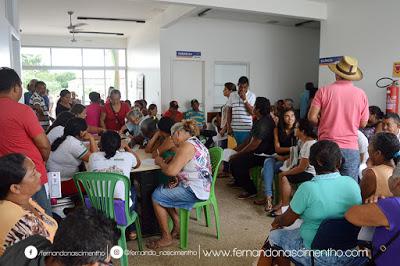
[308,56,369,181]
[29,81,50,131]
[227,76,256,145]
[24,79,37,105]
[0,68,52,215]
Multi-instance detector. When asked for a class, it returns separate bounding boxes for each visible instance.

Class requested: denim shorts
[152,182,199,210]
[268,228,361,266]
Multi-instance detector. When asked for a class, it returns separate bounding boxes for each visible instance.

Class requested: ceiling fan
[67,11,124,42]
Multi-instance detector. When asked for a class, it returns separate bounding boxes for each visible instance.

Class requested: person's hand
[155,156,164,166]
[365,195,385,204]
[81,131,94,141]
[239,89,246,100]
[164,156,174,164]
[168,177,179,188]
[219,127,226,136]
[271,217,282,231]
[121,141,130,151]
[278,172,286,179]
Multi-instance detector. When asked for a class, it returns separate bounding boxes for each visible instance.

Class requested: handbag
[367,230,400,266]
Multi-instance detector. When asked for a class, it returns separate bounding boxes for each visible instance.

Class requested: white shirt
[357,130,369,164]
[88,151,138,205]
[299,139,317,175]
[46,136,88,181]
[47,126,64,145]
[227,90,256,132]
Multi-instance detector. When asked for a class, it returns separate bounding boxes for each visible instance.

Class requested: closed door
[172,60,204,112]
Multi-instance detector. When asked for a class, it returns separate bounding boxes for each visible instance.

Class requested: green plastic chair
[73,172,143,266]
[179,146,223,249]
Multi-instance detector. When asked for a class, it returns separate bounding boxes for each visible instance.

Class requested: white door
[171,60,204,112]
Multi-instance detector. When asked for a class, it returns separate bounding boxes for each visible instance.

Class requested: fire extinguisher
[376,77,400,114]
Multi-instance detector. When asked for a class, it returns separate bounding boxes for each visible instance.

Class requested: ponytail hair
[52,117,88,151]
[100,131,121,159]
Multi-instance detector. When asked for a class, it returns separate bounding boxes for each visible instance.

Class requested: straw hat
[328,56,363,81]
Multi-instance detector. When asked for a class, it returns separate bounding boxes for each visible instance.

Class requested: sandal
[146,238,173,250]
[264,197,273,212]
[253,198,266,205]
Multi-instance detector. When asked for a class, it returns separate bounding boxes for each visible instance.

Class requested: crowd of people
[0,54,399,265]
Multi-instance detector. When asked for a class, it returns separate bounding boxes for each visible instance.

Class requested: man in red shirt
[0,68,52,215]
[308,56,369,181]
[163,100,183,123]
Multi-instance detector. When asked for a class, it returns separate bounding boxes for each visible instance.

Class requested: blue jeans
[340,148,360,182]
[233,131,250,145]
[32,185,52,217]
[262,158,283,197]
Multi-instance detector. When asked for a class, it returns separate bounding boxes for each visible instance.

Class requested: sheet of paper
[223,148,237,162]
[48,172,62,199]
[254,153,277,158]
[141,158,156,166]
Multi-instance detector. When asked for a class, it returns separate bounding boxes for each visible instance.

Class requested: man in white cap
[308,56,369,182]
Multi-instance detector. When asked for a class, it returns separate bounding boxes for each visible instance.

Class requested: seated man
[163,101,183,123]
[229,97,275,199]
[184,99,206,129]
[382,112,400,141]
[0,208,120,265]
[258,140,362,266]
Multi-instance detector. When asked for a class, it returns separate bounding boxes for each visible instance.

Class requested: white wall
[126,17,161,109]
[0,0,21,73]
[319,0,400,110]
[160,17,320,112]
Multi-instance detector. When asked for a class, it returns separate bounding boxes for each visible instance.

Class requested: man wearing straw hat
[308,56,369,182]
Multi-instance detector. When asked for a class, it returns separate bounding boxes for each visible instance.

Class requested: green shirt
[290,172,361,248]
[184,110,205,128]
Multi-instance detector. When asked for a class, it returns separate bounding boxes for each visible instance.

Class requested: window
[21,47,127,106]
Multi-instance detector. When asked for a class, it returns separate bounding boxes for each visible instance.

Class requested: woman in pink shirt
[86,92,103,129]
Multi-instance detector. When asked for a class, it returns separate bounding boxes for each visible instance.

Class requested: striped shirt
[29,92,50,130]
[184,110,205,128]
[227,90,256,132]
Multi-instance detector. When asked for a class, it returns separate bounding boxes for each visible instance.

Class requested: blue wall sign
[176,51,201,58]
[319,56,343,65]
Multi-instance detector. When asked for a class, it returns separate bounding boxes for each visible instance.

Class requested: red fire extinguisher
[377,77,400,114]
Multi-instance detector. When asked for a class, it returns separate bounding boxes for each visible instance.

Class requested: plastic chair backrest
[208,147,223,195]
[73,172,131,222]
[311,218,361,250]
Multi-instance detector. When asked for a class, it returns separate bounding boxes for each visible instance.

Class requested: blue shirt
[290,172,361,248]
[299,90,310,119]
[24,91,32,105]
[184,110,205,128]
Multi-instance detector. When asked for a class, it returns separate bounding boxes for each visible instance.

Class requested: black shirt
[277,126,297,155]
[56,103,70,116]
[250,115,275,154]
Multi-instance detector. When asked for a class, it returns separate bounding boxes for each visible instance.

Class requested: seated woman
[346,163,400,266]
[148,104,159,122]
[46,117,98,196]
[148,120,212,249]
[255,108,297,211]
[0,153,58,256]
[132,117,158,148]
[361,132,400,201]
[145,117,176,158]
[271,119,317,216]
[258,140,362,266]
[119,108,143,135]
[229,97,275,199]
[70,104,104,135]
[360,105,384,140]
[46,111,75,145]
[87,130,141,240]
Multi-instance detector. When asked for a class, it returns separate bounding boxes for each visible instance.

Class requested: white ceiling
[20,0,173,38]
[194,8,320,29]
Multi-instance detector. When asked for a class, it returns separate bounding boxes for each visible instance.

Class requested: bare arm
[145,131,161,154]
[271,207,300,229]
[345,203,389,227]
[280,158,309,177]
[360,169,377,202]
[226,107,232,133]
[308,105,320,126]
[359,120,368,128]
[243,101,254,115]
[155,141,194,177]
[100,112,106,129]
[32,133,51,161]
[236,137,261,155]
